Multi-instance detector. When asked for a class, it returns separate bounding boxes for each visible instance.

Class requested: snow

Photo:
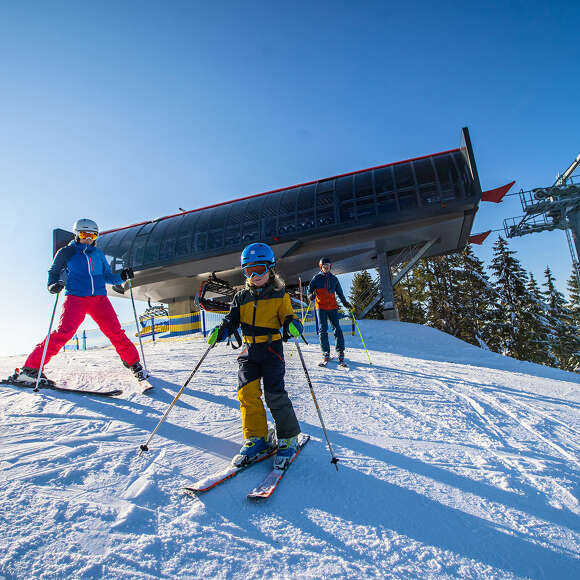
[1,320,579,579]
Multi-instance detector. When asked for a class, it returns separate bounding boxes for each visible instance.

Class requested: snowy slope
[1,321,579,579]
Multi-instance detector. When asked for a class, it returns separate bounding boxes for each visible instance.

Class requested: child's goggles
[78,231,98,241]
[242,263,270,278]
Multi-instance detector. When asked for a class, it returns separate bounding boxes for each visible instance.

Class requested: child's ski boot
[232,428,275,467]
[273,435,299,470]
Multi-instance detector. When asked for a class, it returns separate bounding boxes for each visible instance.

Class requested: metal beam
[392,238,438,286]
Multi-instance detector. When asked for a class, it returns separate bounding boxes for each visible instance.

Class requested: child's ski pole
[294,339,339,470]
[139,342,216,454]
[34,293,60,392]
[289,301,312,358]
[350,310,373,365]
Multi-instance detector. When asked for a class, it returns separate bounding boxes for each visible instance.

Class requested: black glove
[308,292,315,302]
[48,282,64,294]
[208,321,231,345]
[343,302,352,310]
[282,317,304,342]
[120,267,134,281]
[112,284,125,294]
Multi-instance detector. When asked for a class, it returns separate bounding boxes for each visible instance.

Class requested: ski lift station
[54,127,505,318]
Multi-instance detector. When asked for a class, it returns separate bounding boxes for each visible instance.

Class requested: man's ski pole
[294,339,339,470]
[139,342,215,454]
[128,279,148,374]
[34,293,60,392]
[350,310,372,365]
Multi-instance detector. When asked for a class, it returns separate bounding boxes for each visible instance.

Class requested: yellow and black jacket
[224,281,296,344]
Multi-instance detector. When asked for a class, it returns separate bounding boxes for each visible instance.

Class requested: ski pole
[128,279,147,374]
[34,293,60,392]
[350,310,372,365]
[289,301,312,358]
[139,342,216,454]
[294,339,339,470]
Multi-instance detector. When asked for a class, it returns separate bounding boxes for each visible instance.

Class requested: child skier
[10,218,147,386]
[208,242,303,469]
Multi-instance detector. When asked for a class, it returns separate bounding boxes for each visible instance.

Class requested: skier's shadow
[195,428,580,579]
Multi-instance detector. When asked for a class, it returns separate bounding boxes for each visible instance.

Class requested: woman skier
[10,218,147,385]
[208,242,303,469]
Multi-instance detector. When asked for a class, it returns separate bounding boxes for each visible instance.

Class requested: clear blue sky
[0,1,578,357]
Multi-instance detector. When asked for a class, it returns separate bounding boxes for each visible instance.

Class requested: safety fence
[62,308,355,352]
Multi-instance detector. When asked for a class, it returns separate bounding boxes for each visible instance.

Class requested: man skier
[308,257,351,366]
[10,218,147,385]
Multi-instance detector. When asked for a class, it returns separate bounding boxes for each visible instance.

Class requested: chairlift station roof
[55,127,483,304]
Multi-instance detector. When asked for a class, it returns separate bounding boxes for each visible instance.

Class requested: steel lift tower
[504,154,580,287]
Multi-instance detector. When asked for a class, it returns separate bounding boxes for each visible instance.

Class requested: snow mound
[0,320,579,579]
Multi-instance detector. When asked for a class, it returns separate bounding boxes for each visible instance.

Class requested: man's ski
[182,447,277,495]
[247,433,310,500]
[0,379,122,397]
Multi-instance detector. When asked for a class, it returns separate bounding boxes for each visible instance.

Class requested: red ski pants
[25,295,139,369]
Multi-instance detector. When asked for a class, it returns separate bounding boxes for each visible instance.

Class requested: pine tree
[567,268,580,327]
[349,270,383,319]
[456,245,496,348]
[521,273,554,366]
[488,237,532,360]
[394,269,426,324]
[543,267,580,372]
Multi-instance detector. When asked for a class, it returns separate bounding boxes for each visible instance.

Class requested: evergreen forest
[348,237,580,373]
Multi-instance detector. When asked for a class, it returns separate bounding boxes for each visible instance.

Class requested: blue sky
[0,1,578,357]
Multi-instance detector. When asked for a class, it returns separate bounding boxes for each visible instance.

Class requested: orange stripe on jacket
[314,288,338,311]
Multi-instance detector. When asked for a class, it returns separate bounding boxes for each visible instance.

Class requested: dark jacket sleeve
[47,246,74,288]
[334,277,348,306]
[308,275,317,296]
[223,293,241,332]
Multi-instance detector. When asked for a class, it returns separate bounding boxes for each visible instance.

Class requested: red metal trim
[100,147,462,235]
[468,230,492,245]
[481,181,515,203]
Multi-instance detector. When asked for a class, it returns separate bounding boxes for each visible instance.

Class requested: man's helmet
[241,243,276,268]
[73,218,99,235]
[319,256,332,267]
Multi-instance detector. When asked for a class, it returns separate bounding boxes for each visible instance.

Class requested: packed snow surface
[1,320,579,579]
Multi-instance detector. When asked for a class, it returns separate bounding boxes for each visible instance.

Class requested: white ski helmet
[73,218,99,236]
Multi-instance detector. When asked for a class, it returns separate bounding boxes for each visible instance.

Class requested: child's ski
[182,447,277,495]
[247,434,310,500]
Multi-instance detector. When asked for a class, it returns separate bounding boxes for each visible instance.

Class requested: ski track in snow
[1,321,579,579]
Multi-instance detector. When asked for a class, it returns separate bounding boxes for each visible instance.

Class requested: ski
[0,379,122,397]
[182,447,277,495]
[247,433,310,500]
[138,375,155,393]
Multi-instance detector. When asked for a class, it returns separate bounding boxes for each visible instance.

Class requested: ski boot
[273,435,298,470]
[318,353,330,367]
[337,353,348,368]
[9,367,54,387]
[129,362,149,382]
[232,428,275,467]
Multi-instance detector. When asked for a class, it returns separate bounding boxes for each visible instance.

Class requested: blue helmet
[241,243,276,268]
